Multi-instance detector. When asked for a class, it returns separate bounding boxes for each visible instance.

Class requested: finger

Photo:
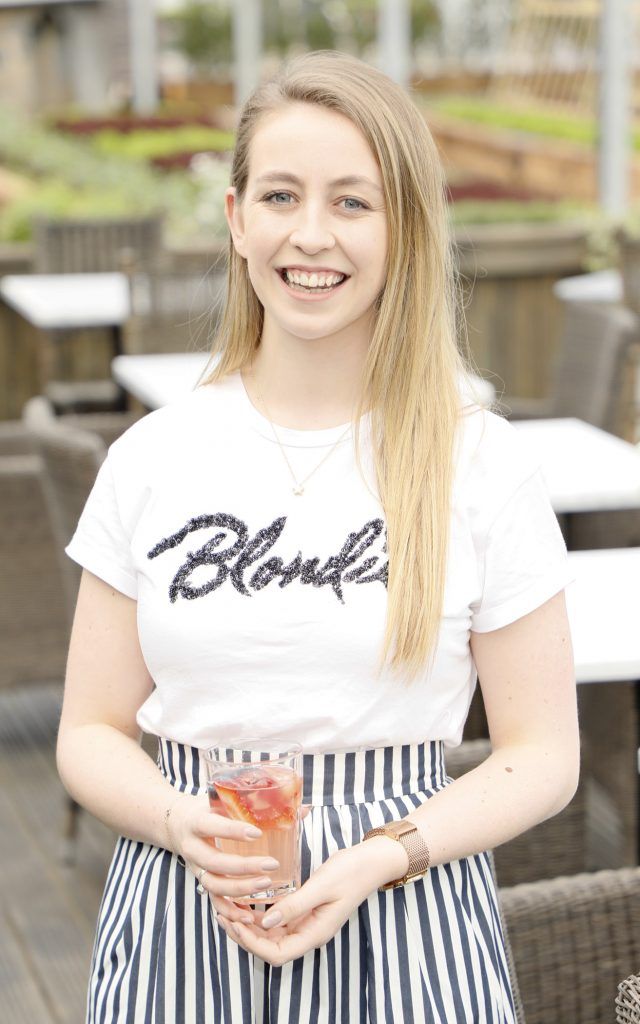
[300,805,312,820]
[259,886,320,931]
[230,920,311,966]
[203,873,275,900]
[186,840,278,879]
[195,812,264,844]
[210,895,255,926]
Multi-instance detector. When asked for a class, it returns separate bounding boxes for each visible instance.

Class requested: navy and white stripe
[87,739,517,1023]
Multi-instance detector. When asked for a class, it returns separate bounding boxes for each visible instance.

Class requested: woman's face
[225,102,389,348]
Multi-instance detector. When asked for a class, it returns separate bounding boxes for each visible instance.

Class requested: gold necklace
[255,388,352,496]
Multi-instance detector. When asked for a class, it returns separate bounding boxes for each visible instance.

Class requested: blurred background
[1,3,640,1023]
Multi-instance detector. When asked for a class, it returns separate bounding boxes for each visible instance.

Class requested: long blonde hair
[202,50,468,683]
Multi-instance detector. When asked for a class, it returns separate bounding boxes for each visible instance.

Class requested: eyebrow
[254,171,383,194]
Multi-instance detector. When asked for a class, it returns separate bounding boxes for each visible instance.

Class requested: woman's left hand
[211,844,384,966]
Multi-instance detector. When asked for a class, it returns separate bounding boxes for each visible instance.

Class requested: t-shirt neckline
[228,370,368,450]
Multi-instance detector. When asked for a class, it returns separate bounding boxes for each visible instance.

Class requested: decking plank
[0,685,119,1023]
[0,905,55,1024]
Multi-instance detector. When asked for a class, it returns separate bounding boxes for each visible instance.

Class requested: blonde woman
[59,51,578,1022]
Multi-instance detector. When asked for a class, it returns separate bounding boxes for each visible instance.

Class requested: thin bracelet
[163,801,186,867]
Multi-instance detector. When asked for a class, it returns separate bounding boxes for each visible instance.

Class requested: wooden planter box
[453,221,593,399]
[428,110,640,203]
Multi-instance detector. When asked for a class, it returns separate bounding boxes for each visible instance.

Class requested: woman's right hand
[168,791,279,903]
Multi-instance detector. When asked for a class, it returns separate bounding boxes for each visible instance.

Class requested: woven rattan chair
[23,397,140,860]
[23,397,139,617]
[122,263,227,355]
[32,213,165,413]
[617,974,640,1023]
[502,300,639,439]
[0,421,68,691]
[446,738,590,885]
[500,867,640,1024]
[32,214,164,275]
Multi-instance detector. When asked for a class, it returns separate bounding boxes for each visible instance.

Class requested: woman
[59,50,579,1023]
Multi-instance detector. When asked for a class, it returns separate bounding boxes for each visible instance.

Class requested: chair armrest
[500,868,640,1024]
[0,422,36,457]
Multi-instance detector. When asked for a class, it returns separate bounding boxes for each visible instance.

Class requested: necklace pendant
[293,484,304,496]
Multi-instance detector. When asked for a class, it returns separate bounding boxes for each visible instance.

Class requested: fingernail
[244,825,262,839]
[262,910,282,929]
[260,859,279,871]
[240,915,254,925]
[254,876,272,887]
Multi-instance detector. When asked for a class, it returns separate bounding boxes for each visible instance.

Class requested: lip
[275,267,348,301]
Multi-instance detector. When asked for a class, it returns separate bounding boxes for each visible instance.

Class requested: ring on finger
[196,866,207,895]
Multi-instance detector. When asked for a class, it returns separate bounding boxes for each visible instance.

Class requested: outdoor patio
[2,1,640,1022]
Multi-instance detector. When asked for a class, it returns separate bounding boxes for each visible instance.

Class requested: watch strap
[363,819,431,890]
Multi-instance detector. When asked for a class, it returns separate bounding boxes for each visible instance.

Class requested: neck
[243,319,372,430]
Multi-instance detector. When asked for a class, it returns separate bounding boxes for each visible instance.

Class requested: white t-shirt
[66,371,572,753]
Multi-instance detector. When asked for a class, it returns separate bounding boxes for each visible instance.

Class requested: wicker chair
[32,213,165,414]
[446,738,591,885]
[502,300,639,440]
[500,867,640,1024]
[32,214,164,275]
[23,397,139,618]
[22,397,140,860]
[0,421,68,691]
[617,975,640,1023]
[122,262,227,356]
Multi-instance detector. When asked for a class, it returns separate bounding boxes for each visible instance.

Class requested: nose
[288,203,335,254]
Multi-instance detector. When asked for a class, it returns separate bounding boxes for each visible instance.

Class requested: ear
[225,187,248,259]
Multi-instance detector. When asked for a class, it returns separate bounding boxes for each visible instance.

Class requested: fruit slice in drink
[208,764,302,903]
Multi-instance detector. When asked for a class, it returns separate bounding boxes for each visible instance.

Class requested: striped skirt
[87,739,518,1023]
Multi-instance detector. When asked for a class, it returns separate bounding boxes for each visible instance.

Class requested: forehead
[247,102,381,183]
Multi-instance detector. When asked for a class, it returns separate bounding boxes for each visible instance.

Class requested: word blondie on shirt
[66,372,571,753]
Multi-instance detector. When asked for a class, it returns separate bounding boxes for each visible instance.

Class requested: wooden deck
[0,683,115,1024]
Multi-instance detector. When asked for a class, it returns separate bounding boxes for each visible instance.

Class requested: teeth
[283,269,345,288]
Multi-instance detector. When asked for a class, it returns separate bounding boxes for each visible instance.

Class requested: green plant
[91,127,235,162]
[0,106,231,243]
[427,94,640,152]
[449,199,592,226]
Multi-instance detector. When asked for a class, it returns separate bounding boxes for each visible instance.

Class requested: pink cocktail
[204,740,302,904]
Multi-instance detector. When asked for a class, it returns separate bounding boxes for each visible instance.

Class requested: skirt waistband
[157,738,448,806]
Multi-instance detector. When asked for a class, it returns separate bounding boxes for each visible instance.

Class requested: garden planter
[453,221,593,399]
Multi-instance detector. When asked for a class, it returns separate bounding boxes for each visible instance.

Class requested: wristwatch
[363,819,431,890]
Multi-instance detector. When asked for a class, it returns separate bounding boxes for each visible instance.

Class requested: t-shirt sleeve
[470,464,572,633]
[65,453,138,599]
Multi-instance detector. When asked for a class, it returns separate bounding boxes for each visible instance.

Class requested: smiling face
[225,102,389,354]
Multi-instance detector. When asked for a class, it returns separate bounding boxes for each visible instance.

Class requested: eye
[342,197,368,211]
[262,191,293,205]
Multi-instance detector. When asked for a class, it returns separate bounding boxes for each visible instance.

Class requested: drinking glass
[203,738,303,905]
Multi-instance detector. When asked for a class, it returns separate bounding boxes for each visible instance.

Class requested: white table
[0,272,130,330]
[566,547,640,861]
[112,352,496,411]
[112,354,640,518]
[567,548,640,683]
[0,272,131,392]
[553,268,622,305]
[512,417,640,514]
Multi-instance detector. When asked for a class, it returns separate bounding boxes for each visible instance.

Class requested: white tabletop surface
[0,272,130,330]
[113,354,640,516]
[553,268,623,304]
[512,417,640,513]
[112,352,496,411]
[566,548,640,683]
